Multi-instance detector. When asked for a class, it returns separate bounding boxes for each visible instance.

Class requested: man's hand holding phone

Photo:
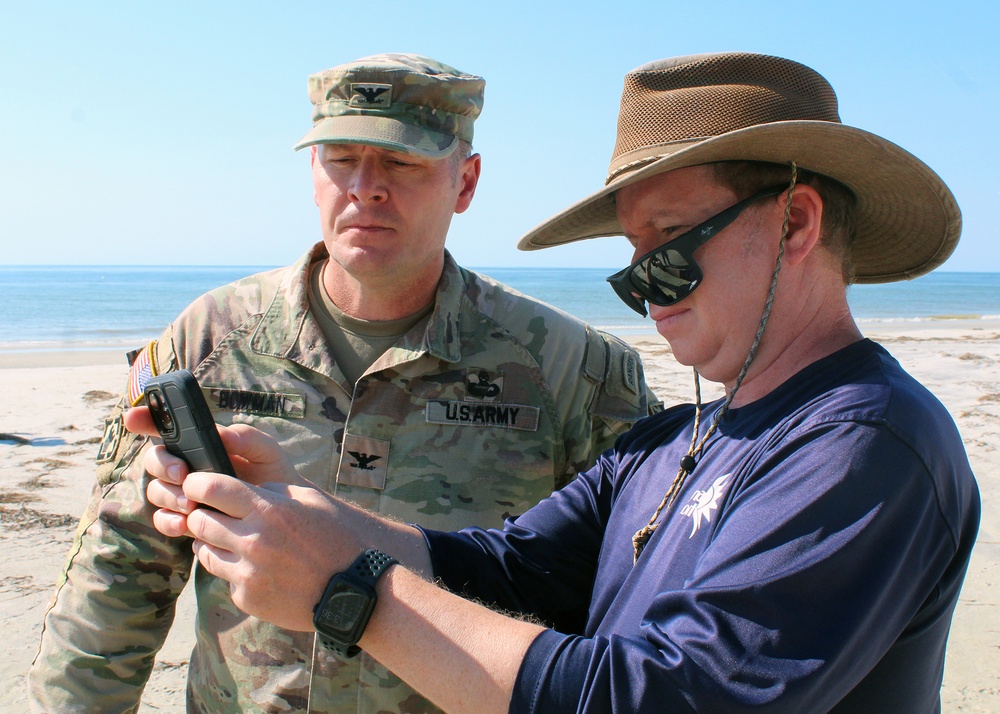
[122,371,367,630]
[123,369,305,536]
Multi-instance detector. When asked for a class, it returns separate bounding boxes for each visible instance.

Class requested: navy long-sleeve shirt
[423,340,980,713]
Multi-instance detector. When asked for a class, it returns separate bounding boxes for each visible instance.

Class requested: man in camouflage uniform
[29,54,658,713]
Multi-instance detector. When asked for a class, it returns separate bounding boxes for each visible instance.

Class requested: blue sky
[2,1,997,271]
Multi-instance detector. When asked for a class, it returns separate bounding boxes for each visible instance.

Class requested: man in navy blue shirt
[134,53,980,713]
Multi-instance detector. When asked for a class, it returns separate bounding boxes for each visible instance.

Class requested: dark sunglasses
[607,185,787,316]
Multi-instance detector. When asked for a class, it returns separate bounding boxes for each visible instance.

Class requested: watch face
[315,580,375,640]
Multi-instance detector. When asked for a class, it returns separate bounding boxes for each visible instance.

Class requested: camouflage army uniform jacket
[30,244,658,714]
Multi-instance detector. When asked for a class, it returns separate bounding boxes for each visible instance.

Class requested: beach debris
[0,433,31,445]
[0,503,75,531]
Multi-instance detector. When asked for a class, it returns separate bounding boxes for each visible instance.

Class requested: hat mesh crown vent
[613,55,840,162]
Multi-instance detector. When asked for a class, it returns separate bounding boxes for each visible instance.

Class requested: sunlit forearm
[361,566,544,714]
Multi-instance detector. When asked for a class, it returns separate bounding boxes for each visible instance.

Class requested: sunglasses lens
[607,249,702,315]
[635,251,691,298]
[631,250,701,305]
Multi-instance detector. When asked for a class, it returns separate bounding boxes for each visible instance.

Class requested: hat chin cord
[632,163,798,563]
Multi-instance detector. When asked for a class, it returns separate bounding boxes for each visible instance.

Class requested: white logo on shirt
[681,473,731,537]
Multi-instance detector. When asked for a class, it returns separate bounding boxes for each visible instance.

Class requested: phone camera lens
[147,390,174,433]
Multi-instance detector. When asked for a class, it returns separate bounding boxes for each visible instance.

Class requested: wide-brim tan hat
[518,52,961,284]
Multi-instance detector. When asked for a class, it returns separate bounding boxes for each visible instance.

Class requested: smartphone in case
[143,369,236,477]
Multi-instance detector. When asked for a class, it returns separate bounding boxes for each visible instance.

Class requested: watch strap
[314,548,398,658]
[321,635,363,659]
[351,548,398,584]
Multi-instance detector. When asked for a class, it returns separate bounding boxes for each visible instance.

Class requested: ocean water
[1,265,998,351]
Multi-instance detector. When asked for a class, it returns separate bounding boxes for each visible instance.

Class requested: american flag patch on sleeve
[127,340,160,406]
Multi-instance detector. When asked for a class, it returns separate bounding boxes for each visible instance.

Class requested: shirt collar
[250,243,465,371]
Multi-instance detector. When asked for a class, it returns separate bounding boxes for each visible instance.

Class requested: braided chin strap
[632,163,799,563]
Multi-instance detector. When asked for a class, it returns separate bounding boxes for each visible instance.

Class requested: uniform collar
[399,250,464,364]
[250,243,465,373]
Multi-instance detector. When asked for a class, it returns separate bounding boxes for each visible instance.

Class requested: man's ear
[310,145,320,207]
[781,183,824,266]
[454,153,482,215]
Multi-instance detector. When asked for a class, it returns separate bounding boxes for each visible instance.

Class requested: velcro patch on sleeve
[96,413,124,464]
[622,351,640,396]
[126,340,159,406]
[425,400,540,431]
[602,336,643,404]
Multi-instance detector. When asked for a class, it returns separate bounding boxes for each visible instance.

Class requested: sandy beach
[1,322,997,712]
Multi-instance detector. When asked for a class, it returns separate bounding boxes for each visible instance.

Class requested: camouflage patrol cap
[293,53,484,157]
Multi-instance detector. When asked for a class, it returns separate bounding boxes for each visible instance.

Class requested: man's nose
[348,159,387,204]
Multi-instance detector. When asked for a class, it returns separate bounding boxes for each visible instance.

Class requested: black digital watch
[313,548,398,658]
